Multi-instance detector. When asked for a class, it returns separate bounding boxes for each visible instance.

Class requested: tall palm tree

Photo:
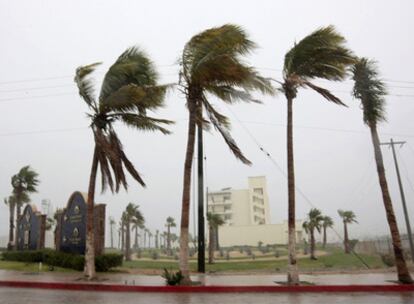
[132,218,144,250]
[280,25,355,284]
[11,166,39,249]
[124,203,144,261]
[165,217,176,254]
[148,230,153,248]
[109,217,116,248]
[337,210,357,254]
[352,58,413,284]
[302,208,323,260]
[178,24,274,283]
[321,216,334,248]
[207,213,225,264]
[74,47,172,278]
[144,228,149,248]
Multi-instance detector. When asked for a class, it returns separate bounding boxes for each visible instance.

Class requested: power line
[0,126,88,137]
[0,84,75,93]
[0,92,75,103]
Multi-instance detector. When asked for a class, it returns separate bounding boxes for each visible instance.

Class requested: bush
[151,251,159,260]
[381,254,395,267]
[2,249,123,272]
[162,268,183,286]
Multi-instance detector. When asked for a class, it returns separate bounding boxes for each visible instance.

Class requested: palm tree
[148,230,153,248]
[321,216,334,248]
[11,166,39,249]
[109,217,116,248]
[155,230,159,249]
[337,210,357,254]
[74,47,172,278]
[144,228,149,248]
[302,209,324,260]
[124,203,144,261]
[165,217,176,254]
[352,58,413,284]
[132,218,144,250]
[178,24,274,283]
[4,194,20,250]
[280,25,355,284]
[207,213,225,264]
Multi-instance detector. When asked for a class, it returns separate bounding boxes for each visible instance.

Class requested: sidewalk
[0,269,413,288]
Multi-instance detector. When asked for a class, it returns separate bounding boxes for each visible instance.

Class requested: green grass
[121,249,385,273]
[0,260,76,273]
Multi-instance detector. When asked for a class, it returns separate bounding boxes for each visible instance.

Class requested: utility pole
[197,120,205,273]
[380,138,414,261]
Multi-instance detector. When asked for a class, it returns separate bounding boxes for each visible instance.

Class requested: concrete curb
[1,281,414,293]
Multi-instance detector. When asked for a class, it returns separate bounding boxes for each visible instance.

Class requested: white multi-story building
[207,176,271,226]
[207,176,304,246]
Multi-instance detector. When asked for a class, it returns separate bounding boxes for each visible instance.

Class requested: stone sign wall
[55,191,105,255]
[16,204,46,250]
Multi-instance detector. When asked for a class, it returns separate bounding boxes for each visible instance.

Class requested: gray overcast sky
[0,0,413,245]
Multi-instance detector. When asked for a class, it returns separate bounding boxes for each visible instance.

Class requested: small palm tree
[302,209,324,260]
[165,217,176,255]
[132,218,144,250]
[352,58,412,284]
[74,47,172,278]
[178,24,274,283]
[321,216,334,248]
[155,230,159,249]
[207,213,225,264]
[4,194,20,250]
[109,217,116,248]
[124,203,144,261]
[148,230,153,248]
[337,210,357,254]
[11,166,39,249]
[280,25,355,284]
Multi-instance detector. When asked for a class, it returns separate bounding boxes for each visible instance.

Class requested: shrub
[162,268,183,286]
[151,251,159,260]
[381,254,395,267]
[2,249,122,272]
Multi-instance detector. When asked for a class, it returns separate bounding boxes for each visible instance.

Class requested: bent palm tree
[178,24,274,283]
[338,210,357,254]
[124,203,145,261]
[302,209,323,260]
[207,213,225,264]
[321,216,334,248]
[74,47,172,278]
[352,58,412,284]
[280,26,355,284]
[11,166,39,249]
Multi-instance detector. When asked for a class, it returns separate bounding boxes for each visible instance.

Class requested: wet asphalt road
[0,288,413,304]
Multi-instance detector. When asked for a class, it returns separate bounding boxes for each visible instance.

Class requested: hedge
[1,249,123,272]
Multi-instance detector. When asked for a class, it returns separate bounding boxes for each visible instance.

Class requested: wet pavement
[0,288,413,304]
[0,270,407,286]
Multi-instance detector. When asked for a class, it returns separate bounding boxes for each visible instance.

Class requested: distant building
[207,176,304,246]
[207,176,271,226]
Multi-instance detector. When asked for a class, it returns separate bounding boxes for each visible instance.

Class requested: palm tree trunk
[310,228,316,260]
[134,226,138,249]
[286,95,299,284]
[14,198,22,250]
[167,226,171,253]
[84,145,99,279]
[118,230,121,249]
[121,224,125,251]
[343,221,349,254]
[208,225,214,264]
[179,101,197,285]
[125,220,131,261]
[323,226,327,248]
[215,227,220,251]
[8,202,15,250]
[110,223,114,248]
[370,124,413,283]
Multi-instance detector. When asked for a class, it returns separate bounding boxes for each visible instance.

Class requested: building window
[253,188,263,195]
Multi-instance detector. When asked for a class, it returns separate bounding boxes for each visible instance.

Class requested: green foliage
[352,57,387,126]
[338,210,358,224]
[162,268,184,286]
[2,250,122,272]
[151,251,159,260]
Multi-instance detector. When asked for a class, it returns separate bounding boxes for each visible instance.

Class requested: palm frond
[100,46,158,102]
[116,113,173,135]
[303,81,347,106]
[203,97,251,165]
[351,57,387,126]
[101,84,171,113]
[283,25,355,81]
[206,85,261,104]
[74,62,102,110]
